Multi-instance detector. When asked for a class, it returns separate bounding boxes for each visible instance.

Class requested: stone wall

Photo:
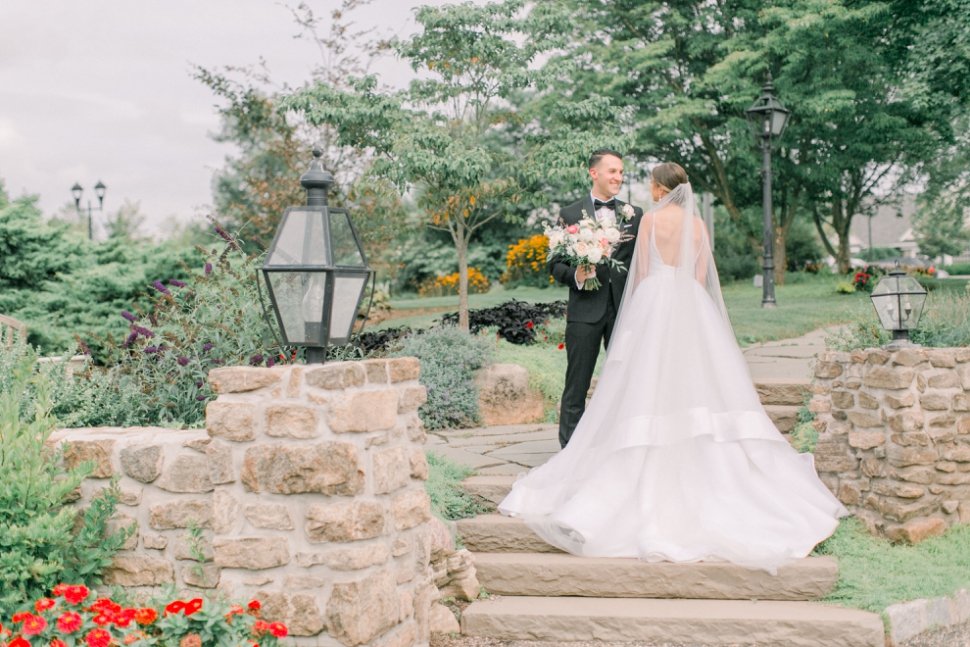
[51,359,435,647]
[810,347,970,543]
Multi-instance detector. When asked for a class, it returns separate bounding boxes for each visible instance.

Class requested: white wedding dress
[499,183,847,573]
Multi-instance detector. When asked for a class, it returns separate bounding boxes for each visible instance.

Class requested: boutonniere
[619,204,635,222]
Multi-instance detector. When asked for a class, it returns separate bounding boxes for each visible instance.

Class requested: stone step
[461,477,519,507]
[472,552,839,601]
[461,596,885,647]
[457,513,559,552]
[765,403,800,433]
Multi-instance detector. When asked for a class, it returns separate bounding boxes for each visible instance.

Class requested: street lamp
[870,266,927,349]
[745,74,790,308]
[261,149,373,364]
[71,180,107,240]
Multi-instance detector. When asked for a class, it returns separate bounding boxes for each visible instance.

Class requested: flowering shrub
[500,235,554,288]
[0,586,288,647]
[418,267,490,297]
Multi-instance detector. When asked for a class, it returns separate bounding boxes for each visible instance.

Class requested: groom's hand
[575,264,596,287]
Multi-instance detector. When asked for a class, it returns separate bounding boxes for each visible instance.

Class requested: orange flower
[51,639,68,647]
[134,607,158,625]
[124,631,147,645]
[179,634,202,647]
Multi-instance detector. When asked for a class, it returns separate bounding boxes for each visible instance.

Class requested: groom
[549,149,643,448]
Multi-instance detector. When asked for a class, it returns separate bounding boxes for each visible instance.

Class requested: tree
[283,0,570,328]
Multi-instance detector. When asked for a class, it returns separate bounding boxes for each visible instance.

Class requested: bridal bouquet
[545,212,629,291]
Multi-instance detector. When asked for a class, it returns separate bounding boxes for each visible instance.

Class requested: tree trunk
[455,227,470,331]
[773,224,787,286]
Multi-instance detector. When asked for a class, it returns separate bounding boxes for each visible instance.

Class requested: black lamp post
[870,266,927,349]
[71,180,107,241]
[261,150,373,364]
[745,74,790,308]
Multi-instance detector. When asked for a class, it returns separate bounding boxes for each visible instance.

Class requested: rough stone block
[942,445,970,462]
[155,454,214,493]
[398,385,428,414]
[848,431,886,450]
[256,590,326,637]
[928,371,961,389]
[920,394,951,411]
[205,440,235,485]
[868,496,937,523]
[373,446,411,494]
[888,411,924,433]
[265,404,319,439]
[213,537,289,569]
[361,359,389,384]
[847,411,882,428]
[206,401,258,442]
[213,490,242,534]
[241,442,363,495]
[327,570,400,645]
[953,394,970,412]
[120,444,163,483]
[887,445,939,467]
[143,534,168,550]
[105,554,175,586]
[182,563,220,588]
[870,481,926,499]
[937,472,970,485]
[244,503,294,530]
[63,439,115,478]
[209,367,284,393]
[149,499,212,530]
[328,390,399,433]
[388,357,421,383]
[886,517,947,544]
[812,439,857,473]
[892,348,927,367]
[305,499,385,542]
[890,432,931,447]
[892,466,935,484]
[864,366,915,390]
[305,362,366,390]
[866,350,891,365]
[410,448,429,481]
[857,392,879,410]
[297,542,391,570]
[885,393,916,409]
[814,361,843,379]
[392,488,432,531]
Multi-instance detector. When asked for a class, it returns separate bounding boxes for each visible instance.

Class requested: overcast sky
[0,1,444,236]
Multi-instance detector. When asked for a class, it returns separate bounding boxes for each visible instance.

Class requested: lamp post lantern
[261,150,373,364]
[869,266,928,349]
[745,74,790,308]
[71,180,107,240]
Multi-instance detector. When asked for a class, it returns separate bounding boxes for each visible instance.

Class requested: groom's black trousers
[559,296,617,448]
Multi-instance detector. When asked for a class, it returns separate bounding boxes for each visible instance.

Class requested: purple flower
[214,224,232,242]
[123,331,138,348]
[133,325,155,339]
[177,356,190,366]
[202,342,214,353]
[194,380,204,388]
[152,280,170,295]
[248,354,264,366]
[144,346,159,354]
[204,262,213,275]
[266,356,276,368]
[121,310,138,322]
[196,395,207,401]
[169,279,186,288]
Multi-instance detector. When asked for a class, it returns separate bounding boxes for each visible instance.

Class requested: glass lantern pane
[328,273,369,344]
[265,209,331,267]
[329,211,366,267]
[266,271,330,345]
[900,292,927,330]
[870,292,901,330]
[770,109,789,136]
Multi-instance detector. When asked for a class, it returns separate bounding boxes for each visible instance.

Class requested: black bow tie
[593,199,616,210]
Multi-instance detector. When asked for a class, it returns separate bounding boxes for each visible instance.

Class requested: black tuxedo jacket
[548,195,643,324]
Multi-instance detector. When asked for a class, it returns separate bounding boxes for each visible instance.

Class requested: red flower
[253,620,270,635]
[85,628,112,647]
[51,639,68,647]
[90,598,121,615]
[51,584,68,596]
[134,607,158,625]
[525,320,534,329]
[11,612,31,623]
[21,614,47,636]
[165,600,186,615]
[91,613,112,626]
[247,600,262,612]
[56,611,83,633]
[184,598,203,616]
[113,608,135,628]
[35,598,56,612]
[8,637,30,647]
[268,622,288,638]
[557,342,565,350]
[63,585,90,605]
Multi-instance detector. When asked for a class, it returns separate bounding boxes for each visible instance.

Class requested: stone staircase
[453,379,887,646]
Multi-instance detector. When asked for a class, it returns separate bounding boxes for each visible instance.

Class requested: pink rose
[566,225,579,234]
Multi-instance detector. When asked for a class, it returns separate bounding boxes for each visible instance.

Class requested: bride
[499,162,847,573]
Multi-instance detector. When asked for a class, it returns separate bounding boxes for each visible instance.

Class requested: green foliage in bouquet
[0,349,133,618]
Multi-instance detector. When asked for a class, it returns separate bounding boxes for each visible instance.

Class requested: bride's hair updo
[651,162,689,192]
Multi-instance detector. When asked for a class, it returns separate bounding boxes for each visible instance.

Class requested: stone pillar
[811,347,970,543]
[53,358,434,647]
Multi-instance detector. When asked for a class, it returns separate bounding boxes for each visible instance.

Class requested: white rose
[586,247,603,264]
[621,204,635,220]
[604,228,621,243]
[547,231,564,249]
[574,241,589,257]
